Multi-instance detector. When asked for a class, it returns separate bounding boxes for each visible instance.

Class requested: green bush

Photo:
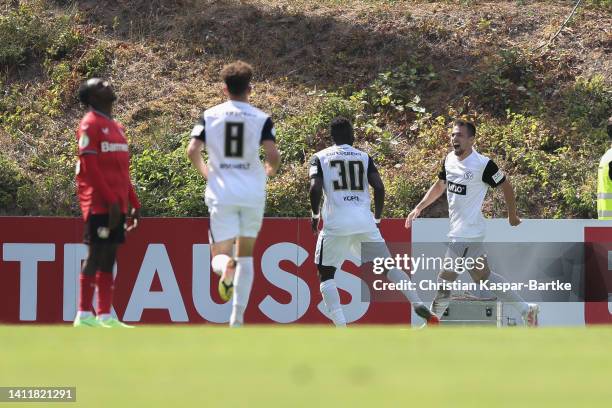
[78,44,111,78]
[46,17,83,60]
[561,75,612,129]
[0,4,82,67]
[265,164,310,217]
[0,154,30,214]
[131,138,207,216]
[276,94,359,164]
[470,48,536,116]
[0,4,48,67]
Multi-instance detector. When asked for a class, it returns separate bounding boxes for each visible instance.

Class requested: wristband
[311,211,320,219]
[375,218,381,224]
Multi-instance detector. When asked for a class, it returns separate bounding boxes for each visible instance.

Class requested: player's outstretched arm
[368,171,385,225]
[262,140,280,176]
[404,180,446,229]
[186,138,208,179]
[500,178,521,226]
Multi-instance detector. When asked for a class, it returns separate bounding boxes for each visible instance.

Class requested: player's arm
[404,160,447,229]
[500,179,520,226]
[186,116,208,179]
[261,117,280,176]
[308,155,323,234]
[262,141,280,176]
[127,180,141,231]
[367,156,384,227]
[483,160,521,227]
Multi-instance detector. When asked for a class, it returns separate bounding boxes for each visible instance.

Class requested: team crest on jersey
[78,133,90,149]
[464,171,474,180]
[102,128,110,135]
[447,181,467,195]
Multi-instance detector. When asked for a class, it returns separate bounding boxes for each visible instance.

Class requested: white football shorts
[315,229,389,269]
[443,236,486,274]
[207,204,264,243]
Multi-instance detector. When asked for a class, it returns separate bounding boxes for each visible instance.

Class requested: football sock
[230,257,254,326]
[320,280,346,327]
[79,274,95,313]
[431,276,451,318]
[386,268,424,307]
[76,310,93,319]
[96,271,114,316]
[211,254,232,276]
[487,272,530,315]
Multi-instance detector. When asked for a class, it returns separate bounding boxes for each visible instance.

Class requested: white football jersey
[191,101,275,208]
[310,144,378,236]
[439,149,506,238]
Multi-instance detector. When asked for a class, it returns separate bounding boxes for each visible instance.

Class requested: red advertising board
[0,217,412,325]
[584,227,612,324]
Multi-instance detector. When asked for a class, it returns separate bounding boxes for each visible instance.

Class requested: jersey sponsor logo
[100,141,129,153]
[447,181,467,195]
[464,171,474,180]
[492,169,505,184]
[220,162,251,170]
[78,133,90,149]
[343,195,360,202]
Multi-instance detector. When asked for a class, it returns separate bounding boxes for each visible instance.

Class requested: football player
[73,78,140,328]
[187,61,280,327]
[405,119,539,326]
[309,117,439,327]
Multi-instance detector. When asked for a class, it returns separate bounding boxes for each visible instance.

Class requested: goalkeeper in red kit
[73,78,141,328]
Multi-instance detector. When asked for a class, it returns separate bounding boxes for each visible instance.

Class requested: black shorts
[83,213,126,245]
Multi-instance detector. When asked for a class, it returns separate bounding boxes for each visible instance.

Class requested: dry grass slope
[1,0,610,218]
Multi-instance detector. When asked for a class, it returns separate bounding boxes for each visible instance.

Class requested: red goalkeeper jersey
[76,110,140,220]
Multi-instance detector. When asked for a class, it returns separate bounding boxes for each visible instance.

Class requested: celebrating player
[187,61,280,327]
[73,78,141,328]
[405,119,539,326]
[309,117,439,327]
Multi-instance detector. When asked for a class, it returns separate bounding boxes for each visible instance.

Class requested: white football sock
[98,313,111,321]
[211,254,231,277]
[76,311,93,319]
[487,272,529,315]
[386,268,423,307]
[431,275,451,318]
[320,280,346,327]
[230,257,254,326]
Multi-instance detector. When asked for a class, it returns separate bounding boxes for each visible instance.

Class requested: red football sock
[79,274,95,312]
[96,271,114,315]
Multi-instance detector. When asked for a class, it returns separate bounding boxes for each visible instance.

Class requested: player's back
[312,144,377,235]
[203,101,272,208]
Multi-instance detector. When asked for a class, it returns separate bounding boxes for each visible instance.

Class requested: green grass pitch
[1,326,611,407]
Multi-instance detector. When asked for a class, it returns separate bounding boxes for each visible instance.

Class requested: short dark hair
[608,116,612,140]
[454,119,476,138]
[78,79,95,105]
[221,61,253,95]
[330,117,354,144]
